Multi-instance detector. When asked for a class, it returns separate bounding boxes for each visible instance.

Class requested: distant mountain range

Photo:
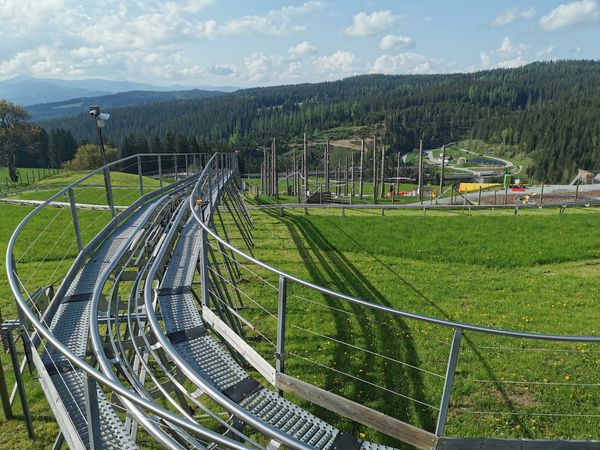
[0,75,238,106]
[26,89,229,121]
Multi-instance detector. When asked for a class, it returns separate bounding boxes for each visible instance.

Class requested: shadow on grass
[263,209,436,447]
[259,208,534,442]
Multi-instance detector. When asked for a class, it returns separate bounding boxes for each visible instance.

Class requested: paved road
[424,147,516,175]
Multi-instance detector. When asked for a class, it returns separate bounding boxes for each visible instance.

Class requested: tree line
[5,60,600,183]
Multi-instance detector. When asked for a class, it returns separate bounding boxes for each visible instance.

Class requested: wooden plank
[202,306,276,385]
[275,373,438,450]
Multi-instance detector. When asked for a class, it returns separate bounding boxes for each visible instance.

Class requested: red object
[511,187,526,192]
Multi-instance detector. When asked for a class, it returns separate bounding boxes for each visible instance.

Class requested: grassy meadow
[1,167,599,449]
[219,205,600,447]
[0,169,160,449]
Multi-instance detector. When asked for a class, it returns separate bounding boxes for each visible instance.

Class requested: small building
[578,169,594,184]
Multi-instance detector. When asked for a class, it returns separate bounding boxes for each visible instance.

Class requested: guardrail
[190,157,600,448]
[6,152,258,450]
[6,150,600,449]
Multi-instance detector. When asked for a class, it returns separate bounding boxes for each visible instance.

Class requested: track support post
[158,155,163,188]
[276,275,288,396]
[200,227,210,307]
[67,188,83,252]
[436,328,462,437]
[137,155,143,197]
[6,328,34,439]
[84,375,102,450]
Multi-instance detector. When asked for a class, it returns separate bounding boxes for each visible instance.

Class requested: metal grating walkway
[157,212,396,450]
[41,201,162,449]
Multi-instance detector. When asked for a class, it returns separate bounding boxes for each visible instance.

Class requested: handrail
[6,153,253,450]
[11,152,206,247]
[88,189,188,450]
[190,159,599,343]
[143,158,315,450]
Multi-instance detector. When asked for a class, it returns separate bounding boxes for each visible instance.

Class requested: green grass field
[0,168,165,449]
[0,167,61,193]
[217,206,600,447]
[2,174,599,448]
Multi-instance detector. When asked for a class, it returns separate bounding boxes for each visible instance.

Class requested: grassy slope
[236,207,600,447]
[0,168,157,448]
[2,180,599,448]
[0,204,114,449]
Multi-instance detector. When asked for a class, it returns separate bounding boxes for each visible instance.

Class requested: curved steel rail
[6,153,254,450]
[190,170,599,343]
[6,151,599,449]
[142,165,315,450]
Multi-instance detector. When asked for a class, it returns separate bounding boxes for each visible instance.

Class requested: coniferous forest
[28,61,600,183]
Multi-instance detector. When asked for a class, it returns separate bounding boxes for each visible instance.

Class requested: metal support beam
[67,188,83,252]
[359,139,364,198]
[438,145,446,205]
[436,328,463,436]
[276,275,288,397]
[418,139,424,201]
[84,375,102,450]
[200,228,210,307]
[372,136,377,204]
[158,155,163,188]
[303,133,308,201]
[0,311,13,420]
[6,329,34,439]
[137,155,143,197]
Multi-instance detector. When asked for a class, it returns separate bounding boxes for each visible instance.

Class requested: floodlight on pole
[90,105,116,217]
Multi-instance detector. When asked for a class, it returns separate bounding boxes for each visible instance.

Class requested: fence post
[185,154,189,177]
[84,375,102,450]
[199,227,210,307]
[158,155,163,188]
[137,155,143,197]
[68,189,83,252]
[6,328,34,439]
[0,310,13,420]
[436,328,462,437]
[174,155,179,182]
[103,166,116,218]
[276,275,288,396]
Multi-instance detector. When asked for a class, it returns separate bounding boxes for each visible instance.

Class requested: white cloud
[370,53,439,74]
[539,0,600,31]
[206,64,237,76]
[220,1,323,36]
[536,45,556,57]
[289,41,317,56]
[492,6,536,26]
[379,34,414,50]
[244,52,270,81]
[345,10,398,37]
[480,37,529,69]
[313,50,360,74]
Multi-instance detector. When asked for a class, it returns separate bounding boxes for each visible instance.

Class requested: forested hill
[27,89,226,121]
[39,60,600,183]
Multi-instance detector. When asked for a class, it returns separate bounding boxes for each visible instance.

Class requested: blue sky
[1,0,599,87]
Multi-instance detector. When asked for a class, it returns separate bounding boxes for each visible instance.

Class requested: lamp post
[90,106,115,216]
[437,141,456,204]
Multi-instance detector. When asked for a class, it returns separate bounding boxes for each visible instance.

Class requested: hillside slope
[39,61,600,183]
